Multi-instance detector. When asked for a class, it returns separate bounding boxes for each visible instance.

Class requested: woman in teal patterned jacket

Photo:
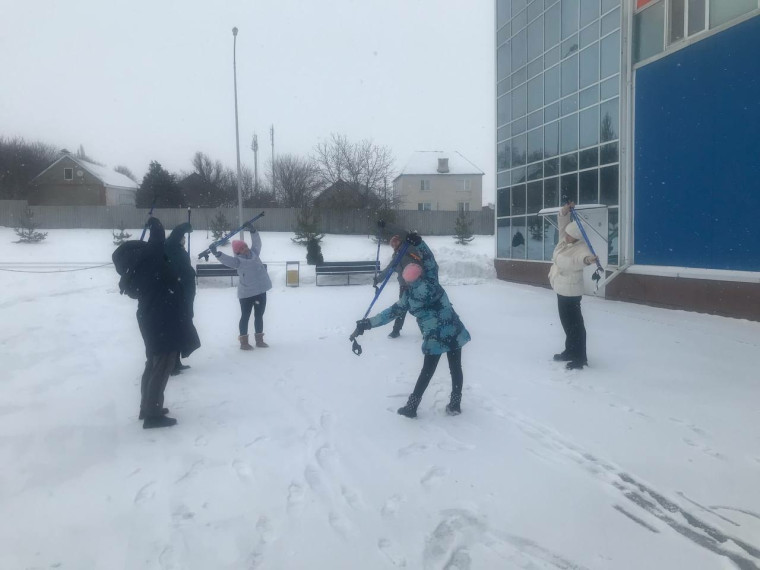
[353,237,470,418]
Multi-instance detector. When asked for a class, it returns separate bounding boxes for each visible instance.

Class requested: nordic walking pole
[198,211,265,261]
[139,194,158,241]
[373,219,385,286]
[187,207,191,254]
[349,241,410,356]
[563,196,604,287]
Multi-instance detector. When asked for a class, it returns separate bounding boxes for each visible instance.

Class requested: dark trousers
[392,285,408,333]
[239,293,267,335]
[557,294,587,361]
[411,349,463,399]
[140,351,177,417]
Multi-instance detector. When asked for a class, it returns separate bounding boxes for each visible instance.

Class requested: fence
[0,202,495,236]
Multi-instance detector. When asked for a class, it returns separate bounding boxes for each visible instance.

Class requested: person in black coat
[133,217,200,428]
[164,222,196,374]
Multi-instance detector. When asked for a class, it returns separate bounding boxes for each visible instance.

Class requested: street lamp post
[232,27,245,240]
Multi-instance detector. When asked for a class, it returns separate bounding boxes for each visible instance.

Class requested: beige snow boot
[254,333,269,348]
[239,334,254,350]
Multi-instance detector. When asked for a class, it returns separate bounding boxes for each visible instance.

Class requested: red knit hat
[232,240,247,254]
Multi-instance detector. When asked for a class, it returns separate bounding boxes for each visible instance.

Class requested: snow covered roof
[397,151,484,178]
[34,154,139,190]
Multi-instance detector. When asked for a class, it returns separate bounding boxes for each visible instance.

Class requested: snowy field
[1,227,759,570]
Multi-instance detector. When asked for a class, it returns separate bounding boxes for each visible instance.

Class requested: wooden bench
[196,263,237,286]
[315,261,379,286]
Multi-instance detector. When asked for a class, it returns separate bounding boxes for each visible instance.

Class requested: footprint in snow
[398,442,428,457]
[341,485,362,510]
[287,483,305,515]
[378,538,408,567]
[328,511,356,539]
[421,466,447,488]
[381,494,406,518]
[316,445,337,470]
[233,458,254,482]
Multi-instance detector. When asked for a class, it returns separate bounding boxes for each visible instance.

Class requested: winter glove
[244,223,257,234]
[209,243,221,257]
[350,318,372,339]
[584,255,598,265]
[405,231,421,246]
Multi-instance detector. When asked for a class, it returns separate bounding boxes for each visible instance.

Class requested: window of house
[418,202,432,211]
[458,179,472,191]
[420,179,431,191]
[64,168,73,181]
[458,202,470,213]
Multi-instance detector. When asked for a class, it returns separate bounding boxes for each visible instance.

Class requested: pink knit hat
[402,263,423,283]
[231,240,247,254]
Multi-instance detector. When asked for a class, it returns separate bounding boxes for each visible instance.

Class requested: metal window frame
[63,168,73,181]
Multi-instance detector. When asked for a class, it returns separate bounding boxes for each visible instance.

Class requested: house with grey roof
[393,151,484,212]
[30,152,138,206]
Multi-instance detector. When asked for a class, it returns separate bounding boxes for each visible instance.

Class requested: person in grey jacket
[372,235,422,338]
[548,202,598,370]
[210,228,273,350]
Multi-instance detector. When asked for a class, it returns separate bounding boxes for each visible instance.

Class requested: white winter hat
[565,221,583,241]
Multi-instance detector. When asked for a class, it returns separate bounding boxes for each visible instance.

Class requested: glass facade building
[496,0,622,265]
[495,0,760,320]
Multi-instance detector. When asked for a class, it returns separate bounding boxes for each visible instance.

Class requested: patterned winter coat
[369,240,470,355]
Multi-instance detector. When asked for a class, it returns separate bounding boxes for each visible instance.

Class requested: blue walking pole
[198,211,266,260]
[139,196,158,241]
[564,197,604,288]
[350,241,410,356]
[373,219,386,285]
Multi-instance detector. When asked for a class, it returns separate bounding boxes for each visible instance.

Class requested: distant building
[30,152,138,206]
[393,151,484,212]
[313,179,379,210]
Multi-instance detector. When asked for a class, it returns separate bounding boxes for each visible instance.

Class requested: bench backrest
[315,261,379,274]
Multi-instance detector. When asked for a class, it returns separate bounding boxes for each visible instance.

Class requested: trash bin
[286,261,300,287]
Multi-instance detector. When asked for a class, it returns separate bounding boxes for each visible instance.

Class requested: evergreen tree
[210,210,230,241]
[291,207,325,265]
[13,206,48,243]
[453,212,475,245]
[136,161,184,207]
[112,221,132,246]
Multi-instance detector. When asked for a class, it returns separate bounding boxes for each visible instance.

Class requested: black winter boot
[139,407,168,420]
[397,394,422,418]
[445,393,462,416]
[553,352,572,362]
[566,359,588,370]
[143,415,178,429]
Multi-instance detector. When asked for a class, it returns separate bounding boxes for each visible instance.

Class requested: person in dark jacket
[373,235,422,338]
[352,234,470,418]
[210,226,273,350]
[132,217,201,428]
[164,222,196,374]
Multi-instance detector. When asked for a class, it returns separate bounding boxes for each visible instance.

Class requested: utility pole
[232,27,244,241]
[270,125,275,198]
[251,133,259,194]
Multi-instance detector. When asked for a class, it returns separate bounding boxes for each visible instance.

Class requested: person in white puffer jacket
[210,229,273,350]
[548,202,597,370]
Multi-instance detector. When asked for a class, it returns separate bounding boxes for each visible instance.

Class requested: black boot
[388,330,401,339]
[397,394,422,418]
[566,359,588,370]
[139,407,169,420]
[143,415,178,429]
[553,352,572,362]
[445,393,462,416]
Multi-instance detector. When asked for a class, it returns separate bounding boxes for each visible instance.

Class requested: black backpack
[112,240,148,299]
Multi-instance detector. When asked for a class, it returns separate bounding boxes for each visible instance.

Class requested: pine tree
[210,210,230,241]
[291,207,325,265]
[453,212,475,245]
[112,221,132,246]
[136,161,184,207]
[13,206,48,243]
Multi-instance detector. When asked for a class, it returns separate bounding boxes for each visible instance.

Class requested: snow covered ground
[1,227,759,570]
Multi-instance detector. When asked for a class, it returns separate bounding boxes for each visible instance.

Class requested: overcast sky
[1,0,495,204]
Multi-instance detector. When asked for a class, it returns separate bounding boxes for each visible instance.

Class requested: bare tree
[114,165,138,183]
[312,133,396,207]
[75,144,104,166]
[269,154,321,208]
[0,136,59,199]
[192,151,226,187]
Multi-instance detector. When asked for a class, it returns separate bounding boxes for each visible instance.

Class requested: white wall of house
[105,186,136,206]
[394,173,483,212]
